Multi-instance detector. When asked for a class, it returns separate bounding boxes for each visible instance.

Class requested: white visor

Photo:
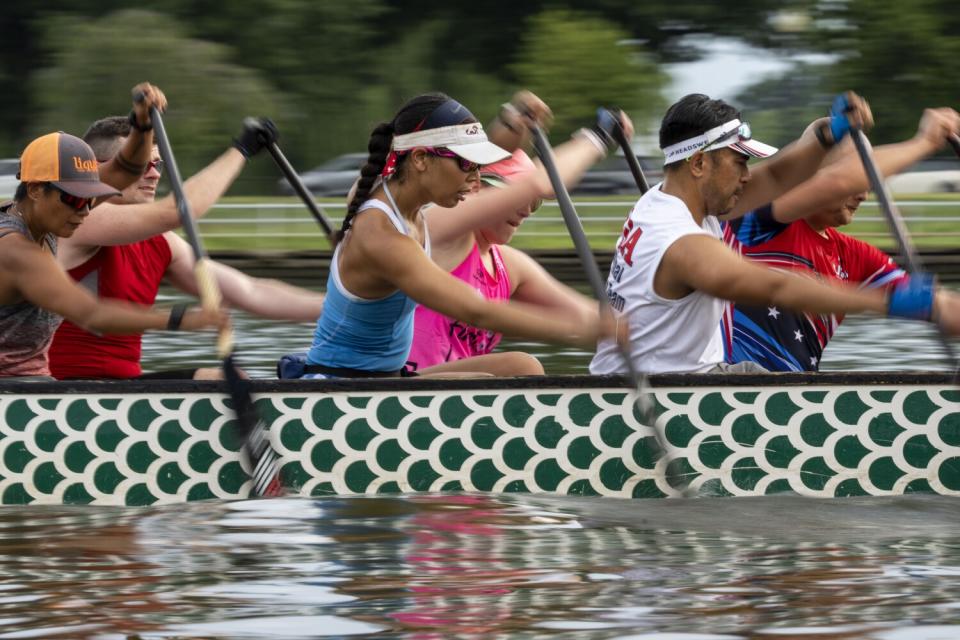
[662,119,778,163]
[391,123,511,166]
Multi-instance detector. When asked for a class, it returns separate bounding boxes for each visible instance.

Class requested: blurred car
[886,158,960,194]
[0,158,19,200]
[570,154,664,195]
[277,152,366,197]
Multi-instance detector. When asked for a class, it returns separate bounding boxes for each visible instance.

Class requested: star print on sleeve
[794,330,804,341]
[768,307,780,319]
[810,356,818,367]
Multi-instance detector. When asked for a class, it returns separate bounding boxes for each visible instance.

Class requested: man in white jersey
[591,93,951,375]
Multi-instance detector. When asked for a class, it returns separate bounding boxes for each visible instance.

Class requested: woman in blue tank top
[304,93,616,378]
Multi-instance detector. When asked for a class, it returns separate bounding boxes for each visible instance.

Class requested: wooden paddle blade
[223,354,285,497]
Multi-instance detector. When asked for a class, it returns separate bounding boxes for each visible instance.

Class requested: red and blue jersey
[722,205,907,371]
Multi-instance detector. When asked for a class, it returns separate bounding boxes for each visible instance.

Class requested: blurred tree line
[1,0,956,193]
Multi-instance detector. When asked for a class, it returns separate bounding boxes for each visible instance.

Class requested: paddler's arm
[426,129,617,246]
[500,244,598,328]
[95,82,166,198]
[354,211,607,349]
[769,107,960,224]
[724,91,873,220]
[164,232,324,322]
[665,234,887,315]
[1,231,224,335]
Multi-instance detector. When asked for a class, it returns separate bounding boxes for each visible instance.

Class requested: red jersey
[49,235,172,379]
[722,206,907,371]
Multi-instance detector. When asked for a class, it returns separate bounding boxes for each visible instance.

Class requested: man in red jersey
[50,116,324,380]
[722,107,960,370]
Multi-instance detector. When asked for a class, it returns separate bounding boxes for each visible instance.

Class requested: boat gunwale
[0,371,954,395]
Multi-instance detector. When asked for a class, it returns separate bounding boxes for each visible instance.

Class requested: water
[4,290,958,638]
[3,494,960,638]
[142,288,956,377]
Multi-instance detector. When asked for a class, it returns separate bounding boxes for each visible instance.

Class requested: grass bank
[194,194,960,253]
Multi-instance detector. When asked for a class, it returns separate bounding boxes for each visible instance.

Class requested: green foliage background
[2,0,956,192]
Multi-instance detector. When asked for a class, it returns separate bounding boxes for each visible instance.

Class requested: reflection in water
[2,495,960,637]
[6,286,960,637]
[144,288,958,378]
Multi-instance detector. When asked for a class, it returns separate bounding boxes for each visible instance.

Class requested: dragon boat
[0,372,956,507]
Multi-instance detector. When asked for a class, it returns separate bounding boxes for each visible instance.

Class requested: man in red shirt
[723,107,960,370]
[50,117,324,379]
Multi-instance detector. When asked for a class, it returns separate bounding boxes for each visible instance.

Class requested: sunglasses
[96,158,165,175]
[52,185,92,211]
[425,147,480,173]
[701,122,753,154]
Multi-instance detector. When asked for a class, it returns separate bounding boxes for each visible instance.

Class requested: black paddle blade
[223,354,285,497]
[949,134,960,158]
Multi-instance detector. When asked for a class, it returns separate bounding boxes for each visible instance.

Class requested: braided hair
[338,92,459,243]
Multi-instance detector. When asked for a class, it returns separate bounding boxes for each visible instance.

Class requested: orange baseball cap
[17,132,122,199]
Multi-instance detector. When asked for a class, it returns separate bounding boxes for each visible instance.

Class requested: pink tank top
[408,243,511,370]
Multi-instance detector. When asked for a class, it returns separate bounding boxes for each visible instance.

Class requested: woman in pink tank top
[408,96,635,376]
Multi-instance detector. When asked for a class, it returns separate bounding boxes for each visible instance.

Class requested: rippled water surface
[5,288,959,638]
[3,494,960,638]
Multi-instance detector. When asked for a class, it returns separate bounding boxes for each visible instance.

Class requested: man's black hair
[659,94,741,170]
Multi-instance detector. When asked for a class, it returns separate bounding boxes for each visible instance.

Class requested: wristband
[814,122,833,149]
[167,304,190,331]
[887,273,936,321]
[128,109,153,133]
[112,151,147,175]
[573,128,608,156]
[828,94,852,144]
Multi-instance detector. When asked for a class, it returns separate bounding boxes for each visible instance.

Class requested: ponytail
[338,121,395,243]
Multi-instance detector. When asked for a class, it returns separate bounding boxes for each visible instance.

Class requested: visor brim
[446,141,511,166]
[52,180,122,199]
[729,139,778,158]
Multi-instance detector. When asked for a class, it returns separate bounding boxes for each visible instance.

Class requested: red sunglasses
[52,186,92,211]
[425,147,480,173]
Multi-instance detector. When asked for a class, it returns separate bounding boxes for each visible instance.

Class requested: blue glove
[591,107,622,152]
[829,94,853,144]
[887,273,936,321]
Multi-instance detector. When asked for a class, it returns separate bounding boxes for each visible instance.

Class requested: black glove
[233,117,280,158]
[591,107,623,153]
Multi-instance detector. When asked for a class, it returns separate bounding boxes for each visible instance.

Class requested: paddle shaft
[150,106,284,497]
[611,126,649,194]
[529,125,663,449]
[851,131,920,272]
[150,107,230,357]
[265,141,337,247]
[950,134,960,159]
[851,129,958,371]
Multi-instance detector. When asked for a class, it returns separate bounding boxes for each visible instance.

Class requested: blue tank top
[307,187,430,372]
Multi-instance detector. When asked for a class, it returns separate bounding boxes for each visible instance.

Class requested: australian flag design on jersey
[721,205,907,372]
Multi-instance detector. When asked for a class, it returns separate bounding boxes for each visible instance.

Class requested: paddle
[150,106,284,497]
[609,113,650,195]
[950,133,960,158]
[528,124,669,467]
[264,138,337,248]
[850,129,958,375]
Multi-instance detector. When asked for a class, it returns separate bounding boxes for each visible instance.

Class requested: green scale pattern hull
[0,374,957,506]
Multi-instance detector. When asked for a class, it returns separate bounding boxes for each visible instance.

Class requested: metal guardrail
[194,200,960,243]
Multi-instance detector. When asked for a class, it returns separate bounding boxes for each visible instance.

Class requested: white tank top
[590,184,725,375]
